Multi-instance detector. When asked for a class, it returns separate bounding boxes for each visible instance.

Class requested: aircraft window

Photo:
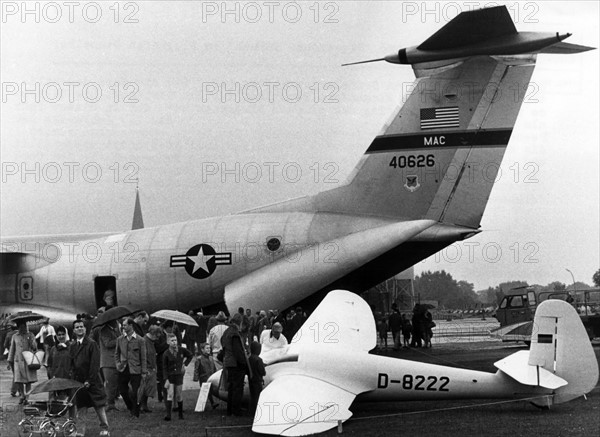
[509,296,524,308]
[267,238,281,252]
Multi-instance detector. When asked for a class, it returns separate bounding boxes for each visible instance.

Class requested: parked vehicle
[492,287,600,343]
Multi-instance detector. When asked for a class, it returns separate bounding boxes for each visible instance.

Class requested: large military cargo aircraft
[0,6,594,324]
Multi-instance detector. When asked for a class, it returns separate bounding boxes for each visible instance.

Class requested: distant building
[363,267,414,314]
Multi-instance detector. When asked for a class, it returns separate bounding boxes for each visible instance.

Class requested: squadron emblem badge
[404,175,420,192]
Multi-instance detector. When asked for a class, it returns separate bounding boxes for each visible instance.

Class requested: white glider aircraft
[0,6,595,323]
[209,290,599,436]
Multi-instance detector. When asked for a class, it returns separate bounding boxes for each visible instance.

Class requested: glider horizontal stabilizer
[494,350,567,389]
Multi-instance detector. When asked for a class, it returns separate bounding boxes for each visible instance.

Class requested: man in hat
[208,311,228,370]
[259,322,288,353]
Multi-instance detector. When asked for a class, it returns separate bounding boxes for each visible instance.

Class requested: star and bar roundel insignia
[170,244,232,279]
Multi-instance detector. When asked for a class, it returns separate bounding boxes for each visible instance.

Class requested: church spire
[131,182,144,230]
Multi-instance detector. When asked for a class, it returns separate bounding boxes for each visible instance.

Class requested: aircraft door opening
[94,276,117,309]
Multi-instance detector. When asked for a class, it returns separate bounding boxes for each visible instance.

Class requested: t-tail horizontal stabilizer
[495,300,598,406]
[343,5,595,67]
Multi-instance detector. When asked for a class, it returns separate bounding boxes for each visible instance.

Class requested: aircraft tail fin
[302,54,535,228]
[495,300,599,405]
[248,6,590,229]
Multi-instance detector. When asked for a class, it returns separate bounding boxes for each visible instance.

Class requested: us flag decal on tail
[420,107,459,130]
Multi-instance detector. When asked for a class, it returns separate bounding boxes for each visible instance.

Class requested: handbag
[22,350,45,370]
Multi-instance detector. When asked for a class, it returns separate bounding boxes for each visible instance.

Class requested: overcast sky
[1,1,598,290]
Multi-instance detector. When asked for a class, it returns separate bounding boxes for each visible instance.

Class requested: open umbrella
[92,305,138,328]
[30,378,83,395]
[151,309,198,326]
[7,311,47,325]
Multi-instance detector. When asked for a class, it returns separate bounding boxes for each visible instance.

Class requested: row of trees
[414,268,600,309]
[413,270,480,309]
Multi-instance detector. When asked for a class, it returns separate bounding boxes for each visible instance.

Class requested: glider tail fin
[528,299,599,405]
[497,300,599,406]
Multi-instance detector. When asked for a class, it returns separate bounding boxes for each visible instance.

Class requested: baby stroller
[18,378,84,437]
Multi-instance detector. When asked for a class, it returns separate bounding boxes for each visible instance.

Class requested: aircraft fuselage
[1,212,466,323]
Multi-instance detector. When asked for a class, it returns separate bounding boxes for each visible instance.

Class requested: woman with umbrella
[7,317,39,404]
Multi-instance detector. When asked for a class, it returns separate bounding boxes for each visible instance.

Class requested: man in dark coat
[183,311,200,354]
[148,319,169,402]
[133,311,149,336]
[220,313,249,416]
[70,319,109,436]
[289,306,306,341]
[138,325,159,413]
[99,320,120,411]
[196,311,208,346]
[388,308,403,350]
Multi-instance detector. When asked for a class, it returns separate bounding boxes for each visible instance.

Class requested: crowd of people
[2,300,437,435]
[2,303,306,436]
[376,303,436,350]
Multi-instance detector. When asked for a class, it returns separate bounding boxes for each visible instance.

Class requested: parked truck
[491,286,600,343]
